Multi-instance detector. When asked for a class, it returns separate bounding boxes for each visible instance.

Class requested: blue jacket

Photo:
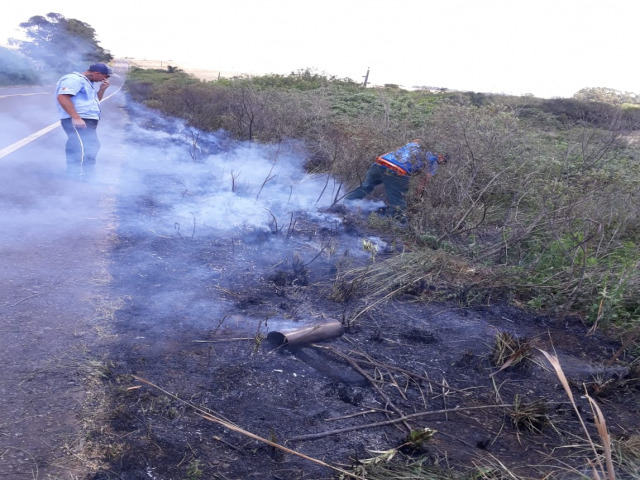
[376,142,438,176]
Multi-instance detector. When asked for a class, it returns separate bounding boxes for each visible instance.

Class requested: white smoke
[116,108,349,237]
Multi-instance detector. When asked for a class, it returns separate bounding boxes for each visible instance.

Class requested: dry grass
[342,451,533,480]
[583,360,640,399]
[540,349,615,480]
[583,374,629,398]
[335,350,638,480]
[491,332,534,371]
[509,394,548,433]
[613,434,640,475]
[329,249,487,324]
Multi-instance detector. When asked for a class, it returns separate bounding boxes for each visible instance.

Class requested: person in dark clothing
[55,63,112,177]
[345,139,448,217]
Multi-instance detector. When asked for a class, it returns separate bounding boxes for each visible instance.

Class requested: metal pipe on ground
[267,318,344,346]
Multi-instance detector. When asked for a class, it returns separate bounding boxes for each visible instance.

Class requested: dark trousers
[60,118,100,175]
[345,163,410,216]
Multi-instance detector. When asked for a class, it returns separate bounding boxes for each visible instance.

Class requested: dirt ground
[2,96,639,480]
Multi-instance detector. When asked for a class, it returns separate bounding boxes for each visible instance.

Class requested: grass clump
[491,332,533,371]
[509,395,548,433]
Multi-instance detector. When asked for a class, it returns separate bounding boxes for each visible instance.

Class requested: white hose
[72,124,86,174]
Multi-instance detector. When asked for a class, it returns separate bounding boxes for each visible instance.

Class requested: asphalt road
[0,60,130,478]
[0,86,56,151]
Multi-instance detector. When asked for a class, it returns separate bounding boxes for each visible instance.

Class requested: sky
[1,0,638,98]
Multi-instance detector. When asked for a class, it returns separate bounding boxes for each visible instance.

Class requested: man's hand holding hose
[57,93,87,129]
[71,117,87,129]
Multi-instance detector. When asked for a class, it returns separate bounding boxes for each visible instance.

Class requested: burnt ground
[2,101,639,480]
[89,223,639,480]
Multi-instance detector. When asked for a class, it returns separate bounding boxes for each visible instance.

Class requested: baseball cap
[88,63,113,75]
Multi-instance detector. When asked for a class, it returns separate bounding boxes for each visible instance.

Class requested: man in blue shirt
[56,63,112,177]
[345,139,448,218]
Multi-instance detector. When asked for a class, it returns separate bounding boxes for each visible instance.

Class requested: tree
[574,87,640,106]
[10,12,112,79]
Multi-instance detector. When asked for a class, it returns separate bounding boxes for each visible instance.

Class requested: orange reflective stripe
[375,156,408,176]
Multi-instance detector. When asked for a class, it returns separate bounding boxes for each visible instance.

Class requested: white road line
[0,92,48,99]
[0,122,60,159]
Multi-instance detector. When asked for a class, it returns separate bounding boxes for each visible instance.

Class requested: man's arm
[417,155,439,197]
[57,94,86,128]
[418,171,432,197]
